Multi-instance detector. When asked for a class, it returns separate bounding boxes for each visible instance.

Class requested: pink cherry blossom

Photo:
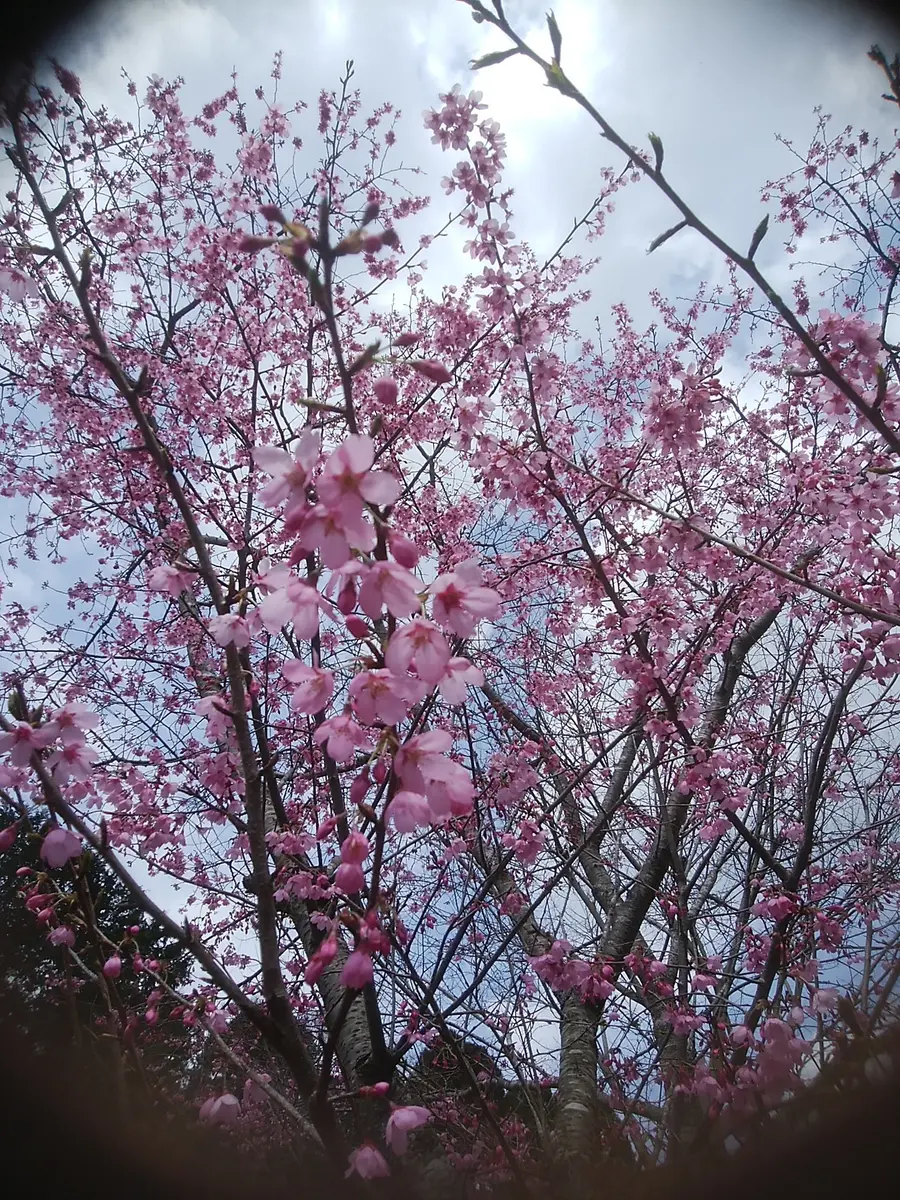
[256,568,325,638]
[40,827,83,869]
[47,740,99,783]
[0,721,58,767]
[346,1143,390,1180]
[358,560,421,619]
[147,563,193,597]
[385,1104,431,1155]
[49,703,99,745]
[313,714,372,762]
[208,613,251,647]
[394,730,475,818]
[304,934,339,985]
[103,956,122,979]
[0,267,40,303]
[411,358,453,384]
[282,661,334,714]
[437,656,484,703]
[386,790,433,833]
[385,618,451,685]
[349,669,422,726]
[389,531,421,568]
[429,561,501,636]
[254,428,321,510]
[48,925,76,947]
[317,434,400,518]
[295,503,377,568]
[340,830,370,864]
[334,862,365,894]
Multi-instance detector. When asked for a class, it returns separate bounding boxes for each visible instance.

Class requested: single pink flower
[282,661,334,714]
[48,925,75,947]
[437,656,484,704]
[0,267,40,303]
[296,504,377,568]
[47,740,99,783]
[346,1143,390,1180]
[341,948,375,989]
[49,702,99,745]
[147,563,193,598]
[0,721,57,767]
[103,956,122,979]
[40,827,83,869]
[349,670,423,726]
[314,714,372,763]
[208,613,251,647]
[386,1105,431,1155]
[205,1094,242,1126]
[429,562,501,636]
[386,790,432,833]
[256,570,325,638]
[390,532,421,569]
[358,561,421,620]
[373,376,398,405]
[254,428,321,510]
[385,618,451,685]
[304,934,339,984]
[317,434,400,520]
[0,823,19,853]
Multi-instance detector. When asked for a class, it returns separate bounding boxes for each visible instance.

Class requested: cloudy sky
[53,0,900,334]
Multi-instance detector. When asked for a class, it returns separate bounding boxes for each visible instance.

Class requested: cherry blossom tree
[2,9,900,1189]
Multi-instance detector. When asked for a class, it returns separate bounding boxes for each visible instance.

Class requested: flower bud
[103,955,122,979]
[373,376,398,406]
[345,615,370,639]
[259,204,286,224]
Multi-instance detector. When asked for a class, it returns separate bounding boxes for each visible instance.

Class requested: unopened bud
[238,234,277,253]
[259,204,286,224]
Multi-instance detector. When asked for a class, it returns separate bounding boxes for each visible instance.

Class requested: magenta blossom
[334,862,365,894]
[386,790,433,833]
[49,702,99,745]
[47,740,99,784]
[349,669,422,726]
[48,925,76,947]
[147,563,193,598]
[296,503,377,568]
[437,656,484,704]
[256,567,325,638]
